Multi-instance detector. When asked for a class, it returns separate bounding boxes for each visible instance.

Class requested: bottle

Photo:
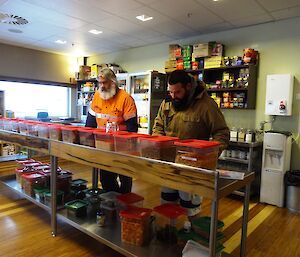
[106,121,119,133]
[238,128,245,142]
[96,210,106,227]
[230,127,238,142]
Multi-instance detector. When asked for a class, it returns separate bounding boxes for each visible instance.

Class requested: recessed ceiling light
[8,28,23,33]
[136,14,153,22]
[0,13,28,25]
[55,39,67,44]
[213,0,219,2]
[89,29,103,35]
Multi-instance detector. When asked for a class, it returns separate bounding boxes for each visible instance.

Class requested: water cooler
[260,131,292,207]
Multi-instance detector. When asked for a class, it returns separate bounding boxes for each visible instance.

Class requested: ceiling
[0,0,300,56]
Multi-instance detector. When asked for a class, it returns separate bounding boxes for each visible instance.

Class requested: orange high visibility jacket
[88,88,137,130]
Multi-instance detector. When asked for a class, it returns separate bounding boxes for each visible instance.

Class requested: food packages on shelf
[204,56,224,68]
[169,44,182,60]
[243,48,258,64]
[138,135,179,162]
[119,206,152,246]
[174,139,221,170]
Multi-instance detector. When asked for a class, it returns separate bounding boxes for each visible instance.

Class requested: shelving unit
[0,130,254,257]
[218,141,263,196]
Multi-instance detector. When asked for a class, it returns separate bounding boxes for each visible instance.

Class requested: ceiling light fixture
[89,29,103,35]
[55,39,67,44]
[8,28,23,33]
[0,13,28,25]
[136,14,153,22]
[213,0,219,2]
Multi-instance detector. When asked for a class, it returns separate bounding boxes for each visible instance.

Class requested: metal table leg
[50,155,58,237]
[240,183,251,257]
[92,168,99,189]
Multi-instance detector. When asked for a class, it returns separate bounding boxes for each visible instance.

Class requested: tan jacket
[152,85,229,150]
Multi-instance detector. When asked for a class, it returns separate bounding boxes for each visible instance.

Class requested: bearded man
[85,67,138,193]
[152,69,229,218]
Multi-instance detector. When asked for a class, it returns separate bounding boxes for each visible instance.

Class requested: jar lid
[119,206,152,220]
[139,135,179,143]
[174,139,221,149]
[116,192,144,204]
[153,203,186,219]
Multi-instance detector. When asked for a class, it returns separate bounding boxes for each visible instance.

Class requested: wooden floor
[1,157,300,257]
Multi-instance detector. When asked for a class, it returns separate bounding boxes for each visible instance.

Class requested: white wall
[89,17,300,169]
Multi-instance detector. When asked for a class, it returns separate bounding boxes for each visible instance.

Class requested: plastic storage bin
[61,126,79,144]
[21,172,47,197]
[139,136,179,162]
[153,203,186,244]
[57,170,73,195]
[65,199,88,217]
[174,139,221,170]
[94,130,114,151]
[26,121,39,136]
[78,127,97,147]
[44,190,64,207]
[113,132,140,155]
[116,192,144,209]
[37,123,50,138]
[85,188,105,214]
[119,206,152,246]
[48,124,62,141]
[34,187,49,202]
[71,179,88,192]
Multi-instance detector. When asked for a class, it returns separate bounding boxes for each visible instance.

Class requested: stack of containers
[174,139,221,170]
[119,206,152,246]
[15,159,42,184]
[65,199,89,217]
[61,125,79,144]
[48,124,63,141]
[153,203,186,244]
[99,191,121,221]
[139,136,179,162]
[21,172,47,196]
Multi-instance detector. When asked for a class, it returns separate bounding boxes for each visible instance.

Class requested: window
[0,81,70,118]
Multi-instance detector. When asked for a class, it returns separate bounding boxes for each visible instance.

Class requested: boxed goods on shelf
[139,136,179,162]
[61,126,79,144]
[44,190,64,207]
[78,65,91,80]
[175,139,221,170]
[78,127,97,147]
[169,44,182,60]
[91,64,100,78]
[21,172,47,197]
[119,206,152,246]
[65,199,88,217]
[48,124,62,140]
[116,192,144,209]
[193,42,212,58]
[204,56,224,68]
[153,203,186,244]
[94,130,114,151]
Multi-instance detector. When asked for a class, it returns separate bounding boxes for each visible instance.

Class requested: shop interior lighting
[89,29,103,35]
[136,14,153,22]
[55,39,67,44]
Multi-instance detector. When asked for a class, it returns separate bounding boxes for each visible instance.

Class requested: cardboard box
[193,43,212,58]
[169,44,182,60]
[90,64,100,78]
[204,56,224,68]
[78,65,91,80]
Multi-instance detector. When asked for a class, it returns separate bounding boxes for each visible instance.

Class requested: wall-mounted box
[265,74,294,116]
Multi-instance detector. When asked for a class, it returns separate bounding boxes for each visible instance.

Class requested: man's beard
[99,85,116,100]
[172,95,189,111]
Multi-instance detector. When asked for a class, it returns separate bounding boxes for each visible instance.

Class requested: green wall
[89,17,300,169]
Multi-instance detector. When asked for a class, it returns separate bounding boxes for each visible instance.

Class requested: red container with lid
[26,121,40,136]
[174,139,221,170]
[119,206,152,246]
[153,203,186,243]
[94,130,114,151]
[48,124,63,141]
[61,125,79,144]
[139,135,179,162]
[114,132,139,155]
[21,172,47,196]
[37,123,50,138]
[78,127,98,147]
[116,192,144,209]
[18,121,29,135]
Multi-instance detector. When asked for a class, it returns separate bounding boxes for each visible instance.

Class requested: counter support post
[240,183,250,257]
[92,168,99,189]
[50,155,58,237]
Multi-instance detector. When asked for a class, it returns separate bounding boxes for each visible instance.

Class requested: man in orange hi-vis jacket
[85,67,138,193]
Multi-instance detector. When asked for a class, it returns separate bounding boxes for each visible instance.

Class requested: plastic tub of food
[37,123,50,138]
[65,199,88,217]
[21,172,47,197]
[57,170,73,195]
[191,216,224,238]
[174,140,221,170]
[113,132,141,155]
[119,206,152,246]
[34,187,49,202]
[44,190,64,207]
[48,124,62,141]
[61,125,79,144]
[26,121,39,136]
[116,192,144,209]
[139,136,179,162]
[15,161,42,184]
[10,118,21,132]
[99,191,121,207]
[94,130,114,151]
[153,203,186,244]
[78,127,98,147]
[18,121,29,134]
[85,188,105,214]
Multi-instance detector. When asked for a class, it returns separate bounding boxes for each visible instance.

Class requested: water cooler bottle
[260,131,292,207]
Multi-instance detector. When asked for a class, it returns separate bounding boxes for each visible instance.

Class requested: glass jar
[230,127,238,142]
[238,128,246,142]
